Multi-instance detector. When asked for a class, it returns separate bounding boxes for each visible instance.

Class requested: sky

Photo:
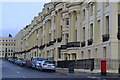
[1,1,50,37]
[1,0,119,37]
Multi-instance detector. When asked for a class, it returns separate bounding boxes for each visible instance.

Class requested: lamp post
[36,34,39,57]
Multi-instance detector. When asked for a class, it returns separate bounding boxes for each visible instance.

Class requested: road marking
[88,76,100,79]
[17,72,26,78]
[22,76,26,78]
[16,67,23,70]
[17,72,20,74]
[3,60,27,78]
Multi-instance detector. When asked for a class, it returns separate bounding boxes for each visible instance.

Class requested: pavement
[0,59,2,80]
[56,68,120,79]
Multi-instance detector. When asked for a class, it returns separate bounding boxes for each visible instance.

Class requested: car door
[32,58,36,68]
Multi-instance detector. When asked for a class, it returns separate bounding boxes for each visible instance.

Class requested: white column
[58,10,62,38]
[93,2,97,44]
[76,10,81,42]
[109,2,118,41]
[70,11,76,42]
[86,5,90,45]
[109,2,119,60]
[101,2,104,41]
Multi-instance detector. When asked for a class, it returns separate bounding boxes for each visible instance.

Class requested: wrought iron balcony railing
[46,43,50,47]
[117,28,120,40]
[87,39,93,46]
[60,45,67,49]
[102,34,110,42]
[39,44,45,49]
[57,38,62,42]
[67,42,80,48]
[81,41,86,47]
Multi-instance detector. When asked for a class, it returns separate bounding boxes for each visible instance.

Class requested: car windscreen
[37,58,48,61]
[44,61,54,64]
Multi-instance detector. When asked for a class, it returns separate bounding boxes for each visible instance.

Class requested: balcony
[46,42,54,47]
[67,42,80,48]
[32,46,36,49]
[39,46,42,49]
[49,40,56,45]
[39,44,45,49]
[81,41,86,47]
[60,45,67,49]
[102,34,110,42]
[57,38,62,42]
[46,43,50,47]
[117,28,120,40]
[26,49,30,53]
[54,39,56,43]
[87,39,93,46]
[35,45,39,48]
[49,41,54,45]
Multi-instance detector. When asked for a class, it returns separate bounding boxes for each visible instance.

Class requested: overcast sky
[1,1,50,37]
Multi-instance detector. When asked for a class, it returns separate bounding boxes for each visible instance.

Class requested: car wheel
[32,65,34,69]
[52,70,56,72]
[35,65,38,70]
[39,65,43,71]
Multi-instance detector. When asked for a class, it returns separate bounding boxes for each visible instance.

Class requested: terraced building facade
[0,37,15,58]
[15,1,120,72]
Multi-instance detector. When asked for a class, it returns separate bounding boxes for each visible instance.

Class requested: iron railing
[117,27,120,40]
[81,41,86,47]
[57,58,120,71]
[87,39,93,46]
[102,34,110,42]
[57,59,94,71]
[67,42,80,48]
[94,58,120,70]
[57,38,62,42]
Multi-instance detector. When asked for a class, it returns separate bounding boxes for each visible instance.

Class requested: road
[2,59,77,78]
[1,59,120,80]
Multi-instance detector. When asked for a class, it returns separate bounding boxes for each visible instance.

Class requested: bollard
[101,60,107,76]
[118,65,120,73]
[68,62,74,74]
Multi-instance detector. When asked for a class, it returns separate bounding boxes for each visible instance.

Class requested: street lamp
[36,34,39,57]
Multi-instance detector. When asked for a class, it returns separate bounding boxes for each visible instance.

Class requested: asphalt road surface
[2,59,77,78]
[1,59,120,80]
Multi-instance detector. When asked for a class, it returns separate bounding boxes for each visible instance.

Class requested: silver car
[31,57,48,69]
[37,61,56,72]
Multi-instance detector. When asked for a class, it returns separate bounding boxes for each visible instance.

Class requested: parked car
[8,58,15,63]
[31,57,48,69]
[19,59,27,67]
[11,58,15,63]
[36,61,56,72]
[8,58,12,62]
[13,59,18,64]
[15,59,22,65]
[25,59,32,68]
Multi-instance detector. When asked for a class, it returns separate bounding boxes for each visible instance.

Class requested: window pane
[118,15,120,27]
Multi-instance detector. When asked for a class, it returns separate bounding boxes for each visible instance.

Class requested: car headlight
[36,63,40,66]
